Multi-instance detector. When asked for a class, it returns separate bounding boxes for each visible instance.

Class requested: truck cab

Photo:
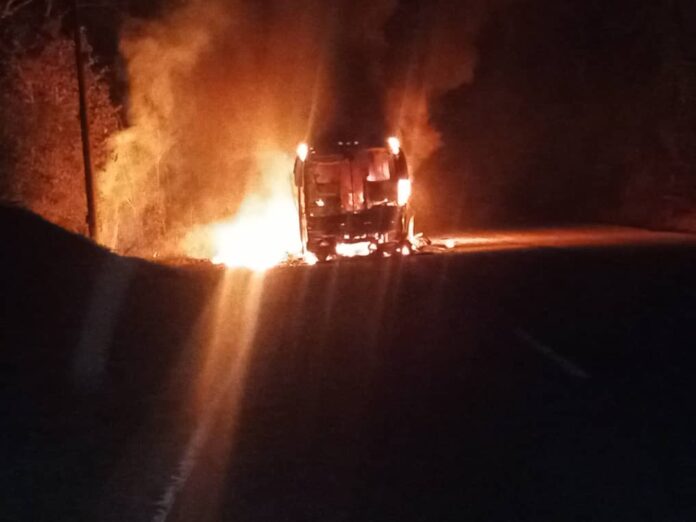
[294,137,413,261]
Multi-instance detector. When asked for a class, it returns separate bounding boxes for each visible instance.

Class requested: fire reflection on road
[428,226,696,254]
[153,270,265,521]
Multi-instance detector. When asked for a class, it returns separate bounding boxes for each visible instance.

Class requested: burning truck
[294,137,414,262]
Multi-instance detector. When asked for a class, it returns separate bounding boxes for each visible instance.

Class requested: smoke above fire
[385,1,486,169]
[97,0,486,258]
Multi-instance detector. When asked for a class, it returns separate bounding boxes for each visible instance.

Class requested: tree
[0,26,119,233]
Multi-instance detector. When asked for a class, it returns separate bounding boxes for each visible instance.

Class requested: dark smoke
[316,0,395,144]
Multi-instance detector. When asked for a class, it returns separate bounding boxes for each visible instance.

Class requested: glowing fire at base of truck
[209,192,301,271]
[183,139,420,271]
[335,241,374,257]
[182,150,304,272]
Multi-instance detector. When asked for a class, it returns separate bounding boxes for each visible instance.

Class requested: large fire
[209,193,300,270]
[93,0,473,263]
[183,150,302,271]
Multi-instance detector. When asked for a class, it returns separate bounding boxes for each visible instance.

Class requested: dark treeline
[420,0,696,231]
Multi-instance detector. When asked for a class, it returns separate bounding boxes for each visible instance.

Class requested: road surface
[2,218,696,521]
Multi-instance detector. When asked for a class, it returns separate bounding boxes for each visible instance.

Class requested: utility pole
[73,0,98,241]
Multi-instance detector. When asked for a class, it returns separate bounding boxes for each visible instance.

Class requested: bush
[0,31,119,234]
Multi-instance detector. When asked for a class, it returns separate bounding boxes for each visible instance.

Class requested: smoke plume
[98,0,486,255]
[99,0,335,253]
[385,1,486,170]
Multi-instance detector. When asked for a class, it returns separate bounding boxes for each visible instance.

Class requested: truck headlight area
[397,178,412,206]
[297,142,309,162]
[387,136,401,155]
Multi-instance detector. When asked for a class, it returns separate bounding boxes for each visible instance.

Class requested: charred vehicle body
[294,137,414,261]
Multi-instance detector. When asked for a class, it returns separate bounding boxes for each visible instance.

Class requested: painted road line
[514,329,590,379]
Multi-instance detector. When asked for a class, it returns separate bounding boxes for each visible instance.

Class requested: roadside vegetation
[0,0,119,234]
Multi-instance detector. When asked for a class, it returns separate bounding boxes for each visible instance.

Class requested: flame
[407,214,416,241]
[387,136,401,155]
[397,178,412,206]
[303,252,319,266]
[183,150,302,271]
[296,142,309,162]
[210,196,300,271]
[335,241,374,257]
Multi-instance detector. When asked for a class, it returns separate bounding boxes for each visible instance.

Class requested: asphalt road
[3,215,696,521]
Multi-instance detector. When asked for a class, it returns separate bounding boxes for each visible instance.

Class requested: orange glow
[335,241,373,257]
[210,201,299,271]
[304,252,319,265]
[397,178,412,206]
[184,151,302,271]
[387,136,401,155]
[296,142,309,162]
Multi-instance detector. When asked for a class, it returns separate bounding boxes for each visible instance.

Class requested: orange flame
[183,150,302,271]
